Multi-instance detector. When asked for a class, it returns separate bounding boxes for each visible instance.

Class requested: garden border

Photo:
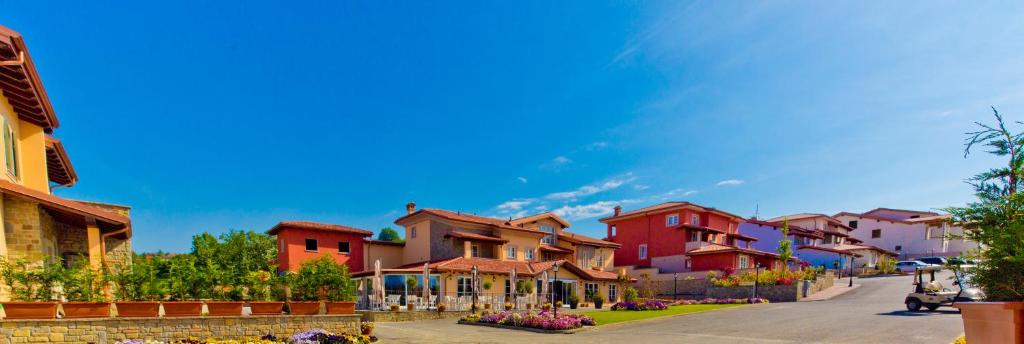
[585,303,758,329]
[456,320,592,334]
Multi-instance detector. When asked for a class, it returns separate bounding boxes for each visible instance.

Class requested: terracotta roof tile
[557,232,621,248]
[600,202,744,223]
[0,179,128,227]
[397,208,543,234]
[539,245,574,254]
[510,212,571,228]
[267,221,374,236]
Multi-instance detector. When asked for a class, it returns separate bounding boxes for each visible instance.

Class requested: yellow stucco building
[0,26,133,291]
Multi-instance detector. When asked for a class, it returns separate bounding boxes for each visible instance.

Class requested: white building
[833,208,978,260]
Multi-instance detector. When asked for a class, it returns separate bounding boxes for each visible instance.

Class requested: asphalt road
[375,273,965,343]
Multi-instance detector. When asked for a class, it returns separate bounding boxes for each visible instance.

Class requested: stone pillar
[86,219,102,268]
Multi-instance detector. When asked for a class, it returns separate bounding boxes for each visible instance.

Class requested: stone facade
[3,195,50,263]
[707,283,800,302]
[0,314,361,344]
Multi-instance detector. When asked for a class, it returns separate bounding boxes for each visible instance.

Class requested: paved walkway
[800,280,862,302]
[375,274,964,343]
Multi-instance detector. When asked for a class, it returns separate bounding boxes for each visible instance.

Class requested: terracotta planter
[61,302,111,319]
[406,303,416,312]
[205,301,243,316]
[249,302,285,315]
[115,301,160,317]
[326,301,356,314]
[955,302,1024,344]
[1,302,58,319]
[288,301,321,315]
[162,301,203,317]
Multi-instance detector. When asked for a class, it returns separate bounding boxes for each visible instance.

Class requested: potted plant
[390,304,400,312]
[568,294,579,309]
[286,270,321,316]
[593,293,605,309]
[206,284,244,316]
[62,259,112,318]
[437,304,446,313]
[554,300,563,309]
[405,276,418,311]
[319,258,356,315]
[162,255,205,317]
[0,258,62,319]
[542,302,551,311]
[950,109,1024,343]
[247,271,286,315]
[111,256,163,317]
[361,322,375,335]
[482,280,493,309]
[504,302,514,310]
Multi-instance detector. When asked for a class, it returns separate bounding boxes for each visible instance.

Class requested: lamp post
[552,263,559,318]
[471,265,479,315]
[848,256,855,287]
[753,263,762,298]
[673,273,678,301]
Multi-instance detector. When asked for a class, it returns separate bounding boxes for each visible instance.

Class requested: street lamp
[848,256,855,287]
[471,265,479,314]
[673,273,678,301]
[753,263,762,298]
[552,263,559,318]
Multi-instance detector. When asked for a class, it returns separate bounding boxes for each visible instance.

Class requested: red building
[601,202,785,273]
[268,221,374,272]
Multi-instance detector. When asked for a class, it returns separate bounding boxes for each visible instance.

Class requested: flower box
[115,301,160,317]
[955,302,1024,344]
[205,301,243,316]
[1,302,58,319]
[162,301,203,317]
[325,301,356,315]
[248,301,285,315]
[61,302,111,319]
[288,301,321,315]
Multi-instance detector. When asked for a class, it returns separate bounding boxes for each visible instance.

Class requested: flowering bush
[610,300,668,311]
[115,330,377,344]
[672,298,769,305]
[461,311,595,330]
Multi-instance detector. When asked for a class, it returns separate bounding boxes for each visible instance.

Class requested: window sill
[305,250,319,253]
[338,252,350,255]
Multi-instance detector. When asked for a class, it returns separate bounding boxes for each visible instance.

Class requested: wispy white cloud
[657,188,698,200]
[497,199,534,212]
[540,156,574,171]
[716,179,745,186]
[634,184,650,191]
[586,141,609,151]
[552,201,620,220]
[553,156,572,165]
[545,176,636,200]
[517,176,528,183]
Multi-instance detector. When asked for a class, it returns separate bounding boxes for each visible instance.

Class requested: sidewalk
[800,283,861,302]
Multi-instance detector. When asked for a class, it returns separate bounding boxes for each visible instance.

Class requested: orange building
[268,221,374,272]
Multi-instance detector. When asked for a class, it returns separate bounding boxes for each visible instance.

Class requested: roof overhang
[0,26,59,132]
[0,179,129,236]
[444,231,509,244]
[44,136,76,186]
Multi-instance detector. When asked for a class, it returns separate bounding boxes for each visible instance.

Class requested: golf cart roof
[916,265,943,272]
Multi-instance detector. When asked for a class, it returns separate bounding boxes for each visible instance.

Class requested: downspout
[99,225,131,266]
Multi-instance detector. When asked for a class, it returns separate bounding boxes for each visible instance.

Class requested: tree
[777,219,793,272]
[964,107,1024,199]
[377,227,403,242]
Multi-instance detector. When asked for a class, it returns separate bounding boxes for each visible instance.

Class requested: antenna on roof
[753,204,760,220]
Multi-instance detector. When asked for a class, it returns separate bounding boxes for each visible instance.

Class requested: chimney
[406,202,416,215]
[613,205,622,216]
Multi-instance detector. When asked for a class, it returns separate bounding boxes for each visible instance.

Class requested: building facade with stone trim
[0,25,134,301]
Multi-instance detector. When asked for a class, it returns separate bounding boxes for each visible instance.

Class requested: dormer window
[541,225,555,245]
[666,214,679,226]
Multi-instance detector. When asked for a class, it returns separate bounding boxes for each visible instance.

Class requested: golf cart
[904,265,985,311]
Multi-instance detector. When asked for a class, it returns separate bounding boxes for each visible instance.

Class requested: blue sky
[3,1,1022,252]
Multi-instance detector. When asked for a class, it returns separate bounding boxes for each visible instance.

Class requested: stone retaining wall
[358,310,471,322]
[0,314,361,344]
[707,284,800,302]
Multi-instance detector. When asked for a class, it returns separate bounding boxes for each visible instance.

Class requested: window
[596,254,604,267]
[584,283,599,302]
[895,245,902,252]
[823,235,834,244]
[525,247,535,260]
[849,220,858,229]
[338,241,350,254]
[688,230,700,242]
[638,244,648,260]
[471,245,480,258]
[505,279,513,300]
[927,226,944,240]
[410,227,417,239]
[610,225,616,237]
[728,223,734,233]
[685,257,692,269]
[541,225,555,245]
[666,214,680,226]
[608,284,617,302]
[691,214,700,225]
[507,245,517,259]
[577,246,594,267]
[457,277,474,297]
[3,118,16,178]
[871,229,881,239]
[304,238,318,251]
[738,255,750,269]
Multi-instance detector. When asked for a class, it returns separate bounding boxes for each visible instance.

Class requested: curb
[800,284,862,302]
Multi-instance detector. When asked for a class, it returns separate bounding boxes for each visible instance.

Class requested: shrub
[64,258,111,302]
[567,294,579,308]
[112,255,166,301]
[0,257,67,301]
[622,287,639,302]
[463,311,596,330]
[610,300,668,311]
[291,256,355,302]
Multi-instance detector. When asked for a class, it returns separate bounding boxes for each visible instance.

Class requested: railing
[357,293,541,311]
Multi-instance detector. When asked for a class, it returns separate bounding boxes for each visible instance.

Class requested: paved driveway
[375,273,966,343]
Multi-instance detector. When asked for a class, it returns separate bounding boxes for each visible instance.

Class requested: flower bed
[672,298,769,305]
[114,329,376,344]
[610,300,668,311]
[460,311,595,331]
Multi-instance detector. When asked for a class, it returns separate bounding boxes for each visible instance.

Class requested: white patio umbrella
[422,262,431,307]
[374,259,384,308]
[510,268,517,306]
[540,270,549,305]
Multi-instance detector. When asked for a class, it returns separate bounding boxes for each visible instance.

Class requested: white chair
[407,295,419,308]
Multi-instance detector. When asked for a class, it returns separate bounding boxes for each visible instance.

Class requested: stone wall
[358,310,471,322]
[707,284,799,302]
[103,236,132,269]
[4,195,47,263]
[0,315,361,344]
[645,278,707,298]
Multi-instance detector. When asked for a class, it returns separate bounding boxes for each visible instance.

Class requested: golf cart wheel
[925,304,939,311]
[906,299,922,311]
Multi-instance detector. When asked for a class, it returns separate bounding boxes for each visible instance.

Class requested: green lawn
[579,304,747,325]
